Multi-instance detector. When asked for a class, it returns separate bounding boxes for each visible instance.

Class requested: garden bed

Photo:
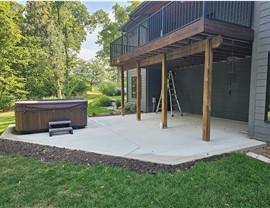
[0,139,229,174]
[250,146,270,159]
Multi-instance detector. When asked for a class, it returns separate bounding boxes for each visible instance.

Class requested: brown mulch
[0,139,228,174]
[250,146,270,159]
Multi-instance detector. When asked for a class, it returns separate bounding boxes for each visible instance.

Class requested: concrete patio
[1,113,266,165]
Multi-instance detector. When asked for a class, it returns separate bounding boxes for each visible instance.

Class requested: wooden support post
[136,62,141,121]
[120,66,125,116]
[202,39,213,141]
[161,53,167,128]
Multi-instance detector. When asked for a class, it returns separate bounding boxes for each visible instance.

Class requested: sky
[78,1,128,60]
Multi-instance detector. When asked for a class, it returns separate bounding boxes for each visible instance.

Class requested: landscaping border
[0,139,229,174]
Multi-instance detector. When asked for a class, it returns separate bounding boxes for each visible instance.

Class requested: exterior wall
[127,68,147,112]
[146,67,162,112]
[173,65,203,115]
[127,58,251,121]
[248,1,270,142]
[126,66,162,113]
[173,59,251,121]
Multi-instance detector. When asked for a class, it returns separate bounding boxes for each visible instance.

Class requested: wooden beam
[204,19,254,42]
[120,66,125,116]
[167,35,222,61]
[140,54,163,68]
[123,63,136,71]
[202,39,213,141]
[123,54,164,71]
[136,62,141,121]
[161,53,167,128]
[122,36,222,71]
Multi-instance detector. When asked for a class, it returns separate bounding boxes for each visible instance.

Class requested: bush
[99,82,117,96]
[116,99,121,109]
[0,93,15,111]
[96,96,112,107]
[124,102,136,112]
[65,76,90,98]
[115,88,121,96]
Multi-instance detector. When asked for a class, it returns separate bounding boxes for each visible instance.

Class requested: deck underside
[111,19,254,70]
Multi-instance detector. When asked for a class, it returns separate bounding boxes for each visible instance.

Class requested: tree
[90,1,141,60]
[24,1,66,98]
[54,2,90,95]
[0,1,92,104]
[88,2,140,83]
[73,59,105,88]
[0,2,27,109]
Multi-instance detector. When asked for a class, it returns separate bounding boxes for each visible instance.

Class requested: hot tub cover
[15,99,88,112]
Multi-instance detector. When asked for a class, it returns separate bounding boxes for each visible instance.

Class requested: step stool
[49,120,73,137]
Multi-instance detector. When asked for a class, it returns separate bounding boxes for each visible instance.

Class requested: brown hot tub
[15,99,88,133]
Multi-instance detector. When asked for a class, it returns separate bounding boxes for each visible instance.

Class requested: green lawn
[109,95,121,100]
[88,106,115,116]
[0,153,269,207]
[0,111,15,135]
[86,94,120,116]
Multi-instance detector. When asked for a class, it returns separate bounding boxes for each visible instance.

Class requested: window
[265,52,270,122]
[131,76,136,98]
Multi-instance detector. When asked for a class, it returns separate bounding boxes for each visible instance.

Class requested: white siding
[127,68,147,112]
[249,1,270,142]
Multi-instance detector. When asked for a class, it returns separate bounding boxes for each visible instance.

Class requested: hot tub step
[49,120,71,127]
[49,127,73,137]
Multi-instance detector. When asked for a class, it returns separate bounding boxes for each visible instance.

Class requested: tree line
[0,1,140,110]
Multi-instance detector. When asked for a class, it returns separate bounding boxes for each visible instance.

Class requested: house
[110,1,270,143]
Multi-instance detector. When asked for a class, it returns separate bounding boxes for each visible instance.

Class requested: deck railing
[110,1,253,60]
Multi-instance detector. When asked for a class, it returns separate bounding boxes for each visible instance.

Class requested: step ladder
[156,70,183,117]
[49,120,73,137]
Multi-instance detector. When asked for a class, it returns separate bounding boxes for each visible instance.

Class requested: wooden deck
[111,18,254,69]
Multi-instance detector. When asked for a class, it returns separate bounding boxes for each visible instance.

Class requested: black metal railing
[110,1,253,60]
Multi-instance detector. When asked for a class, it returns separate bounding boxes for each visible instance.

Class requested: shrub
[124,102,136,112]
[96,96,112,107]
[116,99,121,109]
[99,82,117,96]
[115,88,121,96]
[65,76,90,97]
[0,93,14,111]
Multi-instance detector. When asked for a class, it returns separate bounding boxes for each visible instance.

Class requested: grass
[88,106,115,116]
[109,95,121,100]
[86,93,120,116]
[0,153,269,207]
[0,111,15,135]
[87,95,121,104]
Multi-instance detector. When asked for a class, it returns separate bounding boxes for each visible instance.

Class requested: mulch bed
[0,139,229,174]
[250,146,270,159]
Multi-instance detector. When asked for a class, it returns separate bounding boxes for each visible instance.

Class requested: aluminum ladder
[156,70,183,117]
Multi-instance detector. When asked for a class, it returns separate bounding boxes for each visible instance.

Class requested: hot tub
[15,99,88,133]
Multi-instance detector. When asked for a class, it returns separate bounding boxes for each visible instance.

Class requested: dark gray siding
[248,1,270,142]
[172,59,251,121]
[146,67,162,112]
[127,68,147,112]
[173,65,203,115]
